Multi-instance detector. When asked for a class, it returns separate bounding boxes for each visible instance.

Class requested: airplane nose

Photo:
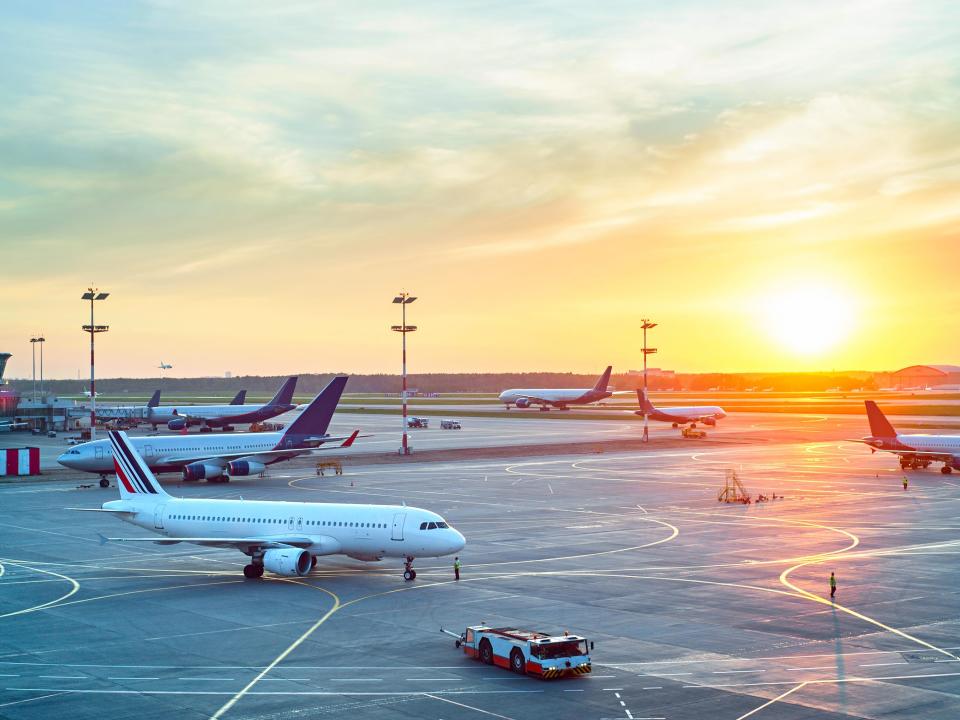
[57,453,73,467]
[451,529,466,553]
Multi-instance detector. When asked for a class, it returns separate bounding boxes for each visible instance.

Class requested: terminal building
[888,364,960,390]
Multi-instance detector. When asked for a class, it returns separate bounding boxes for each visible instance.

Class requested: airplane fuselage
[60,431,292,474]
[637,405,727,424]
[498,388,612,408]
[105,496,465,561]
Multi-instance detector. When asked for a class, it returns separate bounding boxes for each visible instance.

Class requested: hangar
[891,364,960,390]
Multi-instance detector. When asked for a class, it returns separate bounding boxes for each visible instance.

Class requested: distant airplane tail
[230,390,247,405]
[269,376,298,407]
[108,430,170,500]
[147,390,161,408]
[636,388,657,414]
[593,366,613,392]
[865,401,897,438]
[281,377,347,442]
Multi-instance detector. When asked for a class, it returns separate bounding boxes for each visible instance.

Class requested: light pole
[641,319,657,443]
[82,289,110,440]
[30,337,38,402]
[38,336,45,399]
[391,293,417,455]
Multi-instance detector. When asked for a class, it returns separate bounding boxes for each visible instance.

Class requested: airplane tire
[311,555,318,569]
[99,477,110,488]
[403,569,414,581]
[243,564,258,579]
[942,466,952,474]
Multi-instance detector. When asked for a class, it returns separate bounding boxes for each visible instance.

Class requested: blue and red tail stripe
[108,430,162,495]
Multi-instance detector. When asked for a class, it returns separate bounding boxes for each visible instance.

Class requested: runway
[1,424,959,719]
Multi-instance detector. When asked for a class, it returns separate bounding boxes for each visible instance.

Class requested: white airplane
[144,376,298,431]
[853,400,960,474]
[59,377,355,486]
[499,366,616,410]
[634,389,727,429]
[70,430,465,580]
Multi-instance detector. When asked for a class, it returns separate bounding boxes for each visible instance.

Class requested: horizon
[2,2,958,377]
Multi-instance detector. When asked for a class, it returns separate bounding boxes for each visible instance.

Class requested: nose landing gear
[403,556,417,581]
[99,474,110,488]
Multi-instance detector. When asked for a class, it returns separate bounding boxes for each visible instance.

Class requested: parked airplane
[96,390,162,422]
[854,400,960,474]
[499,366,615,410]
[70,430,464,580]
[147,376,297,431]
[634,389,727,428]
[59,377,355,486]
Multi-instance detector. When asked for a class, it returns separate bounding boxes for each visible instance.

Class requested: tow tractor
[444,625,593,679]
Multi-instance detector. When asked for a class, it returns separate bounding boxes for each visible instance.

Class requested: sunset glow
[762,284,856,356]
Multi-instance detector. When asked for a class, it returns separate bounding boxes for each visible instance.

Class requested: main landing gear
[99,474,110,488]
[941,466,953,475]
[243,562,265,579]
[403,556,417,581]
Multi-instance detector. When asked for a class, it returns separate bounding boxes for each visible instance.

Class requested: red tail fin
[865,401,897,438]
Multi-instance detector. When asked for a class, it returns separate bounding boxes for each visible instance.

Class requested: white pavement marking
[734,681,807,720]
[424,692,518,719]
[0,691,68,709]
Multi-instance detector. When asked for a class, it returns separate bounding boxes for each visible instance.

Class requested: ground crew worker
[830,571,837,600]
[903,476,909,491]
[454,557,461,581]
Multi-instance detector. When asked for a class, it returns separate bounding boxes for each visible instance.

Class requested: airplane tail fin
[593,366,613,392]
[865,401,897,438]
[282,377,348,440]
[636,388,657,414]
[230,390,247,405]
[269,376,298,407]
[147,390,161,408]
[108,430,170,500]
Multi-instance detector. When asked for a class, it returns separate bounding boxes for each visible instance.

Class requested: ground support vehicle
[441,420,461,430]
[682,427,706,439]
[452,626,592,679]
[407,417,429,429]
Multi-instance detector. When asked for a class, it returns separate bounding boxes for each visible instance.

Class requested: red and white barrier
[1,447,40,476]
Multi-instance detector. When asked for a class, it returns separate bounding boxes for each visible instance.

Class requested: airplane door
[391,513,406,541]
[143,444,154,459]
[154,505,165,529]
[95,446,104,461]
[296,516,303,531]
[287,516,295,530]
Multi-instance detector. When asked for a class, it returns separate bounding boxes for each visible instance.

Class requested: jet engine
[703,417,717,426]
[167,418,188,431]
[515,398,531,408]
[182,462,224,481]
[262,548,311,577]
[226,460,266,476]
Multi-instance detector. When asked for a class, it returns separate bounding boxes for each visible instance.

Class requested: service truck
[451,625,592,679]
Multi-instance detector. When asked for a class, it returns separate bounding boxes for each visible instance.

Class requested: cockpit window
[436,521,448,528]
[427,522,437,530]
[420,522,427,530]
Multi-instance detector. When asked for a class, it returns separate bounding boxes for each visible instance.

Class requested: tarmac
[1,411,959,719]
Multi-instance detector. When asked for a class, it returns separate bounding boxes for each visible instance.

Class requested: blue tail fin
[269,376,298,407]
[230,390,246,405]
[147,390,161,408]
[593,366,613,392]
[636,388,656,413]
[282,377,348,440]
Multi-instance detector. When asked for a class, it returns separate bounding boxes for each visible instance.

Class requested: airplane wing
[157,431,362,466]
[99,533,315,550]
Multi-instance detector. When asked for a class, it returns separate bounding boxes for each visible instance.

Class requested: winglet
[340,429,360,448]
[147,390,161,408]
[865,401,897,438]
[593,366,613,392]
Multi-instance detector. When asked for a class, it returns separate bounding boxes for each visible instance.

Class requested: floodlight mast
[641,319,658,443]
[81,288,109,440]
[391,293,417,455]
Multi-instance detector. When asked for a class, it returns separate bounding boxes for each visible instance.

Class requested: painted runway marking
[423,692,519,719]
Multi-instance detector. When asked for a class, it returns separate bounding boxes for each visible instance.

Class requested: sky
[1,0,958,379]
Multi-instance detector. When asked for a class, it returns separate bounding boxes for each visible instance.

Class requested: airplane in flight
[854,400,960,474]
[499,366,616,410]
[146,376,297,431]
[71,429,465,580]
[59,376,356,486]
[634,389,727,429]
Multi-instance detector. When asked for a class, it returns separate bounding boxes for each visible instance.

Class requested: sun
[762,283,855,355]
